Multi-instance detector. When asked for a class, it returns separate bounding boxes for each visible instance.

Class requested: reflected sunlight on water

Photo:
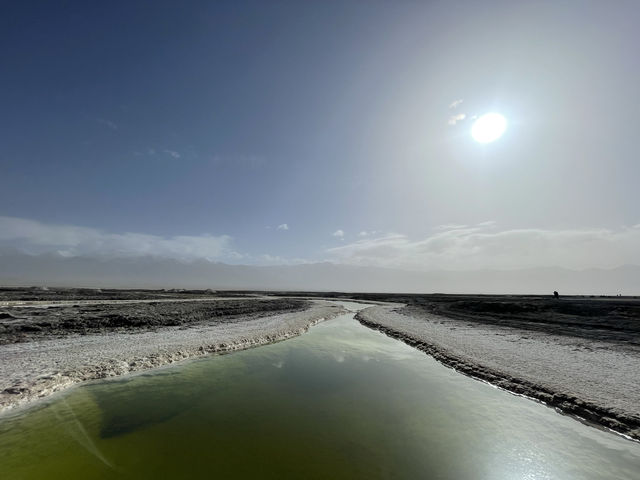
[1,310,639,479]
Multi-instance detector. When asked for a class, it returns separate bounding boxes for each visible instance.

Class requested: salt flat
[356,300,640,441]
[0,296,345,413]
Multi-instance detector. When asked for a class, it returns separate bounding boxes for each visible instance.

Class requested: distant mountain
[0,250,638,295]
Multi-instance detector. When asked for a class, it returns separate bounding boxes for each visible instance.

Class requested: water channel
[1,302,639,479]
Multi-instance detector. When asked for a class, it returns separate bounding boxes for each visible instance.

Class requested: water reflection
[0,310,639,479]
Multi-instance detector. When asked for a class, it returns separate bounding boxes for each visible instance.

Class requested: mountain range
[1,249,638,295]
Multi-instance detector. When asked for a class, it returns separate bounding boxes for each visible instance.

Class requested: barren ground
[0,290,345,412]
[352,295,640,441]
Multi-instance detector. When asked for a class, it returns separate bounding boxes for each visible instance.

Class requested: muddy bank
[279,293,640,345]
[356,304,640,441]
[0,298,308,345]
[0,286,249,302]
[402,295,640,347]
[0,300,344,413]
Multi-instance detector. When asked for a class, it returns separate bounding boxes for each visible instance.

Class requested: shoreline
[3,289,639,443]
[356,305,640,442]
[0,301,346,415]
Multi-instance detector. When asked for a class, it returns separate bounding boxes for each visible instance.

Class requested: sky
[1,0,639,274]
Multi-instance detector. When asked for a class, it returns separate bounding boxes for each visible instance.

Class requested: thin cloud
[448,113,466,126]
[327,224,640,271]
[475,220,496,228]
[255,254,311,266]
[433,223,468,231]
[277,223,289,231]
[137,148,180,159]
[332,229,345,238]
[449,99,463,109]
[96,117,118,130]
[0,216,234,261]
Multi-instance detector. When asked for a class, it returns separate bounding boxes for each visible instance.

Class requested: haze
[1,1,639,293]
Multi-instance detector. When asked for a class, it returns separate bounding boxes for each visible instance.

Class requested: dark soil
[0,286,245,302]
[400,295,640,347]
[0,298,309,345]
[271,291,640,347]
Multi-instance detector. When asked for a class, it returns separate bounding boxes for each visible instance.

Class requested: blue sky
[2,1,639,270]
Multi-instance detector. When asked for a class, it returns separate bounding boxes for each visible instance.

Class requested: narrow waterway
[1,302,639,479]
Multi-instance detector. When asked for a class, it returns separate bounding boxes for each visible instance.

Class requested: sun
[471,113,507,143]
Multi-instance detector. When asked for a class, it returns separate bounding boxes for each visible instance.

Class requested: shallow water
[1,302,639,479]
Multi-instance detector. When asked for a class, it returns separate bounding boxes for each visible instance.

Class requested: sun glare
[471,113,507,143]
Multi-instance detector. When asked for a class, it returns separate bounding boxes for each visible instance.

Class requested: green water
[1,303,639,479]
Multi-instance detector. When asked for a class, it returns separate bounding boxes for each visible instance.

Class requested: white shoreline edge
[0,301,347,417]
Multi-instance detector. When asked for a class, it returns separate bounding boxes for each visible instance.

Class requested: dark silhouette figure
[553,291,559,299]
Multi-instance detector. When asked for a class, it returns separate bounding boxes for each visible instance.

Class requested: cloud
[327,224,640,271]
[332,229,345,238]
[449,99,463,109]
[277,223,289,231]
[96,118,118,130]
[254,254,311,266]
[358,230,382,237]
[475,220,496,228]
[448,113,466,126]
[0,216,234,261]
[433,223,468,231]
[135,148,181,159]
